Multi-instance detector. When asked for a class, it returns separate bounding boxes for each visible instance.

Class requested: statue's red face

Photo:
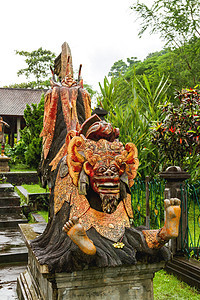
[90,160,120,195]
[67,135,138,213]
[84,159,125,213]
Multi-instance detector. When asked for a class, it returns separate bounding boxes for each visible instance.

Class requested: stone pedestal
[160,166,190,254]
[0,155,10,172]
[17,224,165,300]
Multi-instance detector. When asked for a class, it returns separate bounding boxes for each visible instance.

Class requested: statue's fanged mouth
[96,182,120,194]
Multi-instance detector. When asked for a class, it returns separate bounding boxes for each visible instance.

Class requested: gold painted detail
[123,193,134,218]
[54,167,130,242]
[67,136,85,186]
[54,173,74,214]
[77,201,130,242]
[80,88,91,119]
[142,229,165,249]
[113,242,125,249]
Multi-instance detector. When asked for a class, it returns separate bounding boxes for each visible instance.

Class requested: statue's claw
[142,198,181,249]
[63,216,96,255]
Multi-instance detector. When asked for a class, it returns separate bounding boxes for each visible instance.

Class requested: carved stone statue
[0,116,9,156]
[31,49,181,273]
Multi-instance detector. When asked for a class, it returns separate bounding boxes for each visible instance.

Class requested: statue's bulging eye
[110,166,118,172]
[97,166,107,173]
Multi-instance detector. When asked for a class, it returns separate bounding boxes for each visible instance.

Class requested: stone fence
[0,171,39,185]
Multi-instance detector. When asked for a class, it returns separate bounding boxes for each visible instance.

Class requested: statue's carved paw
[63,216,79,233]
[164,198,181,209]
[158,198,181,241]
[62,216,96,256]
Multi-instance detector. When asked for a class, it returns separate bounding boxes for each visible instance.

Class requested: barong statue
[32,46,181,273]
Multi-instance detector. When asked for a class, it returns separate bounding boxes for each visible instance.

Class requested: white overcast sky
[0,0,163,91]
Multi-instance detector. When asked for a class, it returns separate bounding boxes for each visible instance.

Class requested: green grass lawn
[154,270,200,299]
[22,184,49,193]
[10,163,36,172]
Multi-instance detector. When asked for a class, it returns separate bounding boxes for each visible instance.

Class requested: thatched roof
[0,88,46,116]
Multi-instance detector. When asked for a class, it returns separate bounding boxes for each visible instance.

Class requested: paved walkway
[0,263,26,300]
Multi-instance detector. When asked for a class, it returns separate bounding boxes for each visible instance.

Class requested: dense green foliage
[152,88,200,179]
[109,37,200,100]
[7,95,44,168]
[98,74,200,178]
[98,75,170,178]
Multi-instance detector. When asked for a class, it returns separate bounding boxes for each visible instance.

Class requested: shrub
[8,94,44,169]
[151,88,200,178]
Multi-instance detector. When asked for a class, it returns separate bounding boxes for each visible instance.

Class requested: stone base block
[17,224,165,300]
[0,155,10,172]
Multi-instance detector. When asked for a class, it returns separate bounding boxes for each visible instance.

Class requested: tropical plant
[98,76,120,111]
[98,74,170,178]
[151,88,200,178]
[135,74,170,120]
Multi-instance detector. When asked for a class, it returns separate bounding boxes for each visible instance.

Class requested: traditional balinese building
[0,88,45,146]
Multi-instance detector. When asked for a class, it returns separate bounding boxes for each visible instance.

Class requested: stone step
[0,228,28,263]
[0,190,20,198]
[17,272,30,300]
[17,268,42,300]
[0,246,28,264]
[0,190,20,197]
[0,183,14,193]
[0,263,27,300]
[0,193,21,206]
[0,214,28,228]
[165,257,200,290]
[0,206,22,214]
